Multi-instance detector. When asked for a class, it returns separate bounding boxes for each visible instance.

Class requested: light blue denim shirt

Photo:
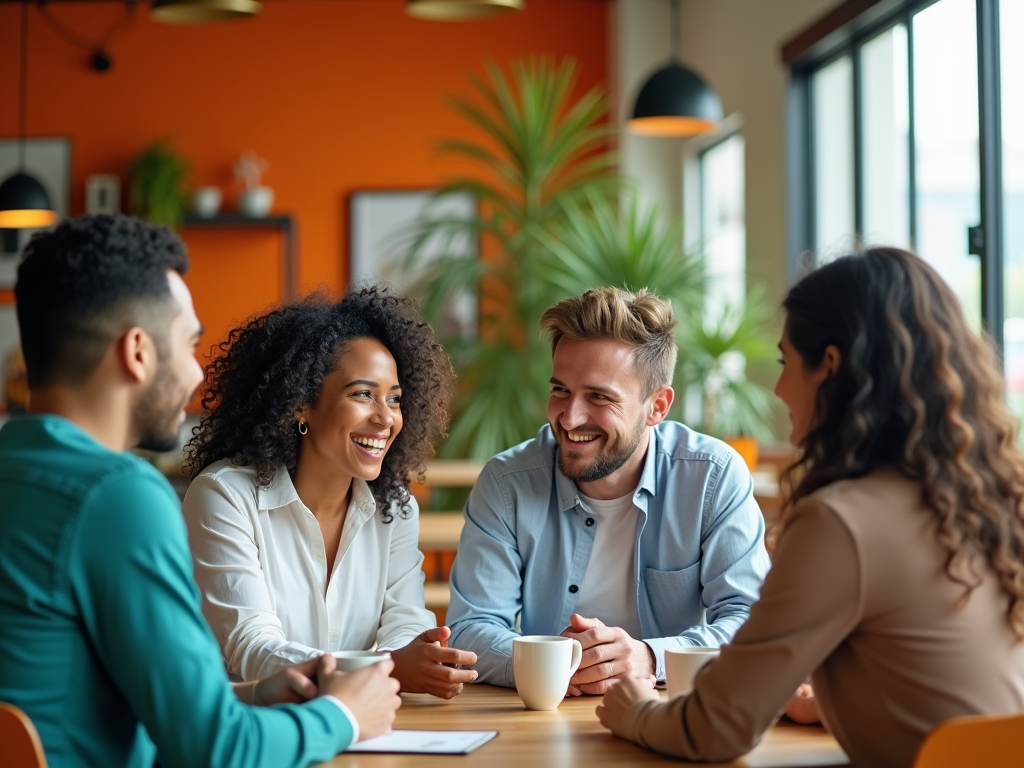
[447,421,771,686]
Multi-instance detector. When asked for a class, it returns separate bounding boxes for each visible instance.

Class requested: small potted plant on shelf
[234,151,273,217]
[127,138,189,229]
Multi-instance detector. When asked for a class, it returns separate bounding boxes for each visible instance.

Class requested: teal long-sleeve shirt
[0,415,353,768]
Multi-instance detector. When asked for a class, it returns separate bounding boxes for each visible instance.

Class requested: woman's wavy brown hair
[184,287,454,522]
[780,247,1024,638]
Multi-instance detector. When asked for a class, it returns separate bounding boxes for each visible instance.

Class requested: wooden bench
[415,461,481,625]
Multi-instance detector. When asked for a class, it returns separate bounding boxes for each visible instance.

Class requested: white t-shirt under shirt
[572,490,643,639]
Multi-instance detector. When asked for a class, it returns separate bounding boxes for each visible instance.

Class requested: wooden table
[322,684,849,768]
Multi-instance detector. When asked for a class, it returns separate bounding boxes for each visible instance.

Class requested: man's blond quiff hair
[539,287,677,398]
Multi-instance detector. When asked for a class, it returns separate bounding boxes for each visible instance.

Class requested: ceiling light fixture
[0,1,57,229]
[150,0,262,24]
[628,0,722,137]
[405,0,524,21]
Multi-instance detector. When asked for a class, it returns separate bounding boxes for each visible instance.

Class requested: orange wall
[0,0,608,362]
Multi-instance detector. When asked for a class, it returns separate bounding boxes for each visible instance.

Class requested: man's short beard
[132,357,187,453]
[558,415,646,484]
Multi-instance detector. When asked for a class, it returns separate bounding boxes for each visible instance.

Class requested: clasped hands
[390,626,478,699]
[560,613,657,696]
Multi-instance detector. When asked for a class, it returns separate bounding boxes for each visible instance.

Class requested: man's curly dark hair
[16,214,188,388]
[185,287,454,521]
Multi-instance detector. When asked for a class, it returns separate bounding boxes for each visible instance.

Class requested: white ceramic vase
[192,187,222,219]
[237,186,274,217]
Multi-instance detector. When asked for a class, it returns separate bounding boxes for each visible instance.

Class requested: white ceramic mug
[512,635,583,710]
[665,647,720,698]
[331,650,391,672]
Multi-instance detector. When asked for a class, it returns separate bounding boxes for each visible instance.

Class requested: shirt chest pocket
[643,562,703,635]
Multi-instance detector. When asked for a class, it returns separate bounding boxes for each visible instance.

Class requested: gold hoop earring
[298,420,308,436]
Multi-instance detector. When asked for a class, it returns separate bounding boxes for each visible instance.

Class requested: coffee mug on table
[512,635,583,710]
[331,650,391,672]
[665,647,720,698]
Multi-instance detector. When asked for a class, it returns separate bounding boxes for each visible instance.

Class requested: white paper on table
[346,729,499,755]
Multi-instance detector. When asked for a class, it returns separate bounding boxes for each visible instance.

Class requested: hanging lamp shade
[405,0,524,21]
[0,172,58,229]
[629,63,722,137]
[150,0,262,24]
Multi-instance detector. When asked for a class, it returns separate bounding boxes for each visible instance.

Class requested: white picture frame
[85,174,121,215]
[349,189,477,340]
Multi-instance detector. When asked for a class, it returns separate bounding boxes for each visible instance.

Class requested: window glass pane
[913,0,980,326]
[699,132,745,320]
[861,24,911,248]
[1001,0,1024,417]
[813,55,855,255]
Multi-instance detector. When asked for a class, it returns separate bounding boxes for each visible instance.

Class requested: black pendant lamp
[405,0,524,21]
[150,0,262,24]
[0,1,57,229]
[628,0,722,137]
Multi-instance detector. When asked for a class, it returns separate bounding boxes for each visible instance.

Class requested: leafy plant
[407,57,779,460]
[532,189,704,319]
[127,138,189,229]
[404,58,615,460]
[675,285,781,442]
[234,151,269,190]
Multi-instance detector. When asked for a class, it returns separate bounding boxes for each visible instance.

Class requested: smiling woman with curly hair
[182,287,478,699]
[597,248,1024,768]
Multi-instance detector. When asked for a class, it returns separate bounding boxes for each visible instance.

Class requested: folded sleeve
[71,469,353,768]
[183,472,324,680]
[623,497,860,762]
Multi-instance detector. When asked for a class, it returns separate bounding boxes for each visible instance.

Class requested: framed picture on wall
[0,137,72,290]
[349,189,477,340]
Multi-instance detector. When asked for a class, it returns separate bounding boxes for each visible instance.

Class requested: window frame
[785,0,1004,349]
[696,128,747,313]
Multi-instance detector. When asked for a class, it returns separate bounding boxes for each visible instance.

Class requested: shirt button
[568,584,579,594]
[585,517,595,526]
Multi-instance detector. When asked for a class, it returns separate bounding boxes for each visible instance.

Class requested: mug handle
[567,638,583,676]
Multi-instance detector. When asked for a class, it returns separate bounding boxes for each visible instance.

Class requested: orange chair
[914,712,1024,768]
[0,703,48,768]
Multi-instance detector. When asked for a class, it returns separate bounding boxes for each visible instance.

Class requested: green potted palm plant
[127,138,189,229]
[403,58,615,460]
[407,57,778,461]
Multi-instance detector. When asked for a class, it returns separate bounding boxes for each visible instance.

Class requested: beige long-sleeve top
[619,469,1024,768]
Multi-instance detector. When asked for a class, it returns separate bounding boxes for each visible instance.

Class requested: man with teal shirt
[0,215,401,768]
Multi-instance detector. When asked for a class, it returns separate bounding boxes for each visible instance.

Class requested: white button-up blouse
[182,459,435,681]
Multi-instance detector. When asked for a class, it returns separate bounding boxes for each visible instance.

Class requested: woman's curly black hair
[184,286,454,521]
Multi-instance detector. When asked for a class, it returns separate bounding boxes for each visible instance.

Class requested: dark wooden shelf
[181,213,298,299]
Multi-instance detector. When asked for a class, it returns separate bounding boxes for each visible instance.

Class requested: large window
[790,0,1016,399]
[1002,0,1024,412]
[698,131,746,318]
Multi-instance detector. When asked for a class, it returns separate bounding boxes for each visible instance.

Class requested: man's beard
[132,359,192,453]
[557,415,646,484]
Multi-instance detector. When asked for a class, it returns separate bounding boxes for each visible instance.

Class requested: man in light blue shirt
[447,287,770,694]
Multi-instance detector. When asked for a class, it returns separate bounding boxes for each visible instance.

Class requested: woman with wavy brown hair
[182,287,478,699]
[597,248,1024,767]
